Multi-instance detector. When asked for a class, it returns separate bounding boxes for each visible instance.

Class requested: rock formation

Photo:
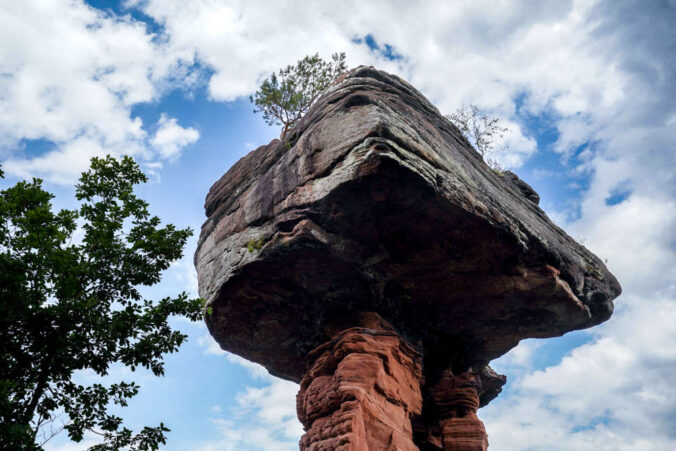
[195,66,621,450]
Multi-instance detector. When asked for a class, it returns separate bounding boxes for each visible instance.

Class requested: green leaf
[0,155,204,449]
[250,52,347,138]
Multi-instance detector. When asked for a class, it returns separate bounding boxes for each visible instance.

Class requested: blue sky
[1,1,675,450]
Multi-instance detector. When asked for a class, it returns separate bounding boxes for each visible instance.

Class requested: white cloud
[137,0,382,102]
[197,332,277,381]
[568,195,676,296]
[490,119,538,169]
[494,339,543,370]
[198,332,227,356]
[200,417,298,451]
[151,114,199,160]
[485,129,676,449]
[132,0,635,173]
[3,135,109,184]
[0,0,198,183]
[484,292,676,451]
[196,348,303,451]
[166,250,201,298]
[44,433,98,451]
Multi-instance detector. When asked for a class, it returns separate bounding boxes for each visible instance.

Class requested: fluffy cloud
[196,336,302,451]
[138,0,545,167]
[133,0,647,173]
[483,155,676,450]
[0,0,198,183]
[484,289,676,450]
[481,3,676,435]
[151,113,199,160]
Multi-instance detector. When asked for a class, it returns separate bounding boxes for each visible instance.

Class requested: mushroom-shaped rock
[195,67,621,450]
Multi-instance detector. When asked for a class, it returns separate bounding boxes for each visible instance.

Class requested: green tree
[250,52,347,138]
[447,105,509,171]
[0,156,204,449]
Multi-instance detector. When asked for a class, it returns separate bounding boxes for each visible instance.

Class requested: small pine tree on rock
[250,53,347,138]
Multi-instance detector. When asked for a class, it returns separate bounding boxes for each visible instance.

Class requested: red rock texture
[297,314,423,450]
[195,66,622,449]
[427,370,489,450]
[296,313,501,450]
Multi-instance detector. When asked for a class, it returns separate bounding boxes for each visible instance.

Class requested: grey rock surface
[195,66,621,382]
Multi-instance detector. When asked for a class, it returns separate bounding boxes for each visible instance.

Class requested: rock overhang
[195,66,621,383]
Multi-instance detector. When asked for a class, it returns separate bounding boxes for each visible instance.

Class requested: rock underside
[195,66,622,449]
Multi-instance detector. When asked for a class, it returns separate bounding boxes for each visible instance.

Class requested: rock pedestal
[297,313,423,450]
[427,370,488,451]
[296,313,493,450]
[195,66,622,450]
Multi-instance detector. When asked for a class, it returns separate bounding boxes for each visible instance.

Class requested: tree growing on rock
[250,53,347,138]
[0,156,205,449]
[447,105,509,171]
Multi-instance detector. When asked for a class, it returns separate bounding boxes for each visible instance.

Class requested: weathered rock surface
[418,369,492,450]
[297,313,422,450]
[195,66,622,449]
[196,66,620,379]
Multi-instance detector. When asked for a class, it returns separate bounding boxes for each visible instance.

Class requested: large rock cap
[195,66,621,381]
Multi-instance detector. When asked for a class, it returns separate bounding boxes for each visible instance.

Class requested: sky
[0,0,674,450]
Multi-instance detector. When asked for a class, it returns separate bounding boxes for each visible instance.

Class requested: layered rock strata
[425,370,489,450]
[296,312,503,450]
[297,313,422,450]
[195,66,622,449]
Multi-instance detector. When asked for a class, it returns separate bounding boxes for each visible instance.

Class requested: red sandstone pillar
[428,370,489,451]
[296,313,423,450]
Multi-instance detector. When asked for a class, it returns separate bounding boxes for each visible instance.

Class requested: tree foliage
[250,53,347,138]
[0,156,204,449]
[447,105,509,170]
